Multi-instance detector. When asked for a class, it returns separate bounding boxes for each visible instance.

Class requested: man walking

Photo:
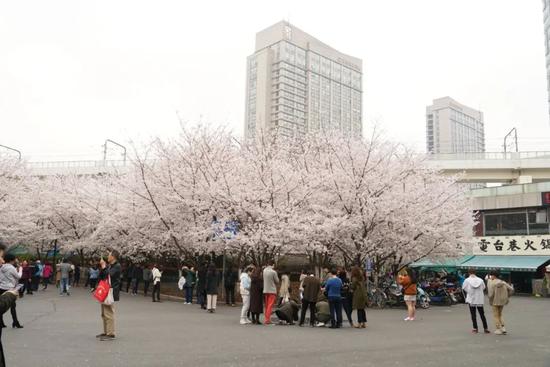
[97,250,121,341]
[58,259,73,296]
[461,268,489,334]
[299,271,320,327]
[487,270,514,335]
[262,261,279,325]
[324,269,343,329]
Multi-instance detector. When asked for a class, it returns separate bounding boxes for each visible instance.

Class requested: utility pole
[503,128,518,154]
[103,139,127,164]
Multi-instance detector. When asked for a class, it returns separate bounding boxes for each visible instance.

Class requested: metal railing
[427,151,550,160]
[26,160,127,169]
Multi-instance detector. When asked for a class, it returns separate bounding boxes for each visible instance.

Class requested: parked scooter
[381,281,430,309]
[424,283,455,306]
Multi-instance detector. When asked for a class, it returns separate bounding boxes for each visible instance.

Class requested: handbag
[93,275,114,305]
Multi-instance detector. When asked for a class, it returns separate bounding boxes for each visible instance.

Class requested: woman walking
[205,263,219,313]
[249,267,263,324]
[398,268,417,321]
[351,267,367,329]
[0,254,23,328]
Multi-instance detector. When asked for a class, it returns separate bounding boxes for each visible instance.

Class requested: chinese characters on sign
[474,236,550,255]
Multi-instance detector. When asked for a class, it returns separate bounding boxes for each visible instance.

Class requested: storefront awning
[458,256,550,272]
[410,255,474,271]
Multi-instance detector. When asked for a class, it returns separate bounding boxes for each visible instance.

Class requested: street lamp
[0,144,22,161]
[103,139,127,165]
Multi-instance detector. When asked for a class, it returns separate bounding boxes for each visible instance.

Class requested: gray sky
[1,0,550,161]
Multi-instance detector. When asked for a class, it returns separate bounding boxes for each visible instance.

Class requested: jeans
[143,281,150,296]
[132,279,139,294]
[60,278,70,294]
[357,308,367,323]
[225,285,235,304]
[264,293,276,324]
[152,282,161,301]
[197,289,206,308]
[240,294,250,321]
[469,305,488,330]
[184,286,194,303]
[328,297,343,327]
[342,296,353,324]
[299,300,316,325]
[89,278,98,290]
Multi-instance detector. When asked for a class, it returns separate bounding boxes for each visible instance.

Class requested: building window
[484,212,528,236]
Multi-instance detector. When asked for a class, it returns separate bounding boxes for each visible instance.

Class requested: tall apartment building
[245,21,363,139]
[543,0,550,121]
[426,97,485,154]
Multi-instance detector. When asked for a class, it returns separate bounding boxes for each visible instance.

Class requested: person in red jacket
[398,269,417,321]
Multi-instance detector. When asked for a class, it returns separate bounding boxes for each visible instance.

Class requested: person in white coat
[461,268,489,334]
[151,265,162,303]
[239,266,254,325]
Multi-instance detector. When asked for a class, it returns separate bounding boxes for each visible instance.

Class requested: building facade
[543,0,550,122]
[463,182,550,293]
[245,21,363,139]
[426,97,485,154]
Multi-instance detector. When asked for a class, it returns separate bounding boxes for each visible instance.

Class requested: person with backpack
[398,268,417,321]
[461,268,489,334]
[184,266,196,304]
[337,268,355,327]
[487,270,514,335]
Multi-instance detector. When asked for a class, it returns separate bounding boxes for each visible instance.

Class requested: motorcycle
[424,283,455,306]
[381,281,430,309]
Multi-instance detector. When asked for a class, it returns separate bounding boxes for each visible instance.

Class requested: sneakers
[100,335,116,341]
[501,327,507,334]
[484,329,491,334]
[494,329,503,335]
[472,329,479,334]
[404,317,411,321]
[96,333,107,338]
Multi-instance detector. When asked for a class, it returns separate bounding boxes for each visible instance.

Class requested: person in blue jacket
[323,269,343,329]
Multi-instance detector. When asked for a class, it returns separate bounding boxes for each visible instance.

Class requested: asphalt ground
[3,287,550,367]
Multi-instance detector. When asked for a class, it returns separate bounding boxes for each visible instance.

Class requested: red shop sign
[543,192,550,206]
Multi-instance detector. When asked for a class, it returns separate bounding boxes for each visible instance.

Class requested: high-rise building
[543,0,550,121]
[426,97,485,154]
[244,21,363,139]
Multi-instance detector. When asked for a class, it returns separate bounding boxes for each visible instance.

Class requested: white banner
[473,235,550,255]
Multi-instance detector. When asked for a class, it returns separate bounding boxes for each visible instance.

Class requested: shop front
[459,235,550,293]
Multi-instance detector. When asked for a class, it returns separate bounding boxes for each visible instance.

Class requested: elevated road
[426,151,550,183]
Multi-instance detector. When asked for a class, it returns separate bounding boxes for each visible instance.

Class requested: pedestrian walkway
[4,288,550,367]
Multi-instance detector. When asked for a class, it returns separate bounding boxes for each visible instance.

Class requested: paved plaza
[3,288,550,367]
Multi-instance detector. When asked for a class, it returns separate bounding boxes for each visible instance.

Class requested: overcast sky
[1,0,550,161]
